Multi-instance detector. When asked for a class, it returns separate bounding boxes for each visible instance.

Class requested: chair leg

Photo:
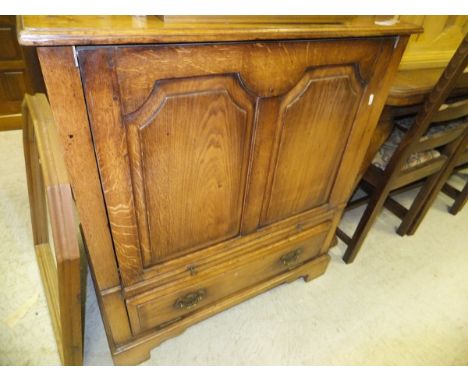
[342,190,390,264]
[449,179,468,215]
[396,173,441,236]
[403,170,457,236]
[404,134,468,236]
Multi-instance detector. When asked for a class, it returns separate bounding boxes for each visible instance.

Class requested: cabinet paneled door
[79,39,383,287]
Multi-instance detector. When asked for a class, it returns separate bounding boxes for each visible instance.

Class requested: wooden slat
[345,195,371,211]
[363,164,384,188]
[351,179,425,213]
[392,156,447,190]
[335,228,352,245]
[442,183,460,199]
[433,99,468,123]
[413,122,467,152]
[384,197,409,220]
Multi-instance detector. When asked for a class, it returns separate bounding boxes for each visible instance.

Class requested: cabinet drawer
[126,220,330,334]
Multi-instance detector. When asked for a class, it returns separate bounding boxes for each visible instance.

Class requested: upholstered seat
[372,116,465,171]
[372,127,440,170]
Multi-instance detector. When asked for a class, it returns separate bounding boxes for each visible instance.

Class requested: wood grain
[262,65,364,225]
[37,47,134,347]
[25,17,419,364]
[123,204,335,298]
[17,15,421,46]
[126,75,256,265]
[127,221,330,334]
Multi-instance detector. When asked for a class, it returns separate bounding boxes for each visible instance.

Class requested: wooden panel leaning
[337,34,468,264]
[22,93,84,365]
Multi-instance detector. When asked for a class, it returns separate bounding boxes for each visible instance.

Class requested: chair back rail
[385,34,468,188]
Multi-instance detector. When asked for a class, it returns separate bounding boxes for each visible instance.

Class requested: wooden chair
[22,93,85,365]
[405,103,468,222]
[337,34,468,264]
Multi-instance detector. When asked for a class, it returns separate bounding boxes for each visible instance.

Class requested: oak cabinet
[19,16,420,365]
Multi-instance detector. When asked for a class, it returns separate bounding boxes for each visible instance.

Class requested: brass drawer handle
[280,248,303,268]
[174,289,206,310]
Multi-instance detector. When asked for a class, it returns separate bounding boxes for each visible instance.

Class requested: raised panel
[125,75,256,267]
[261,66,365,225]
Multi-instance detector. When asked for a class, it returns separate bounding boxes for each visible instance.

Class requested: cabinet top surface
[18,15,422,46]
